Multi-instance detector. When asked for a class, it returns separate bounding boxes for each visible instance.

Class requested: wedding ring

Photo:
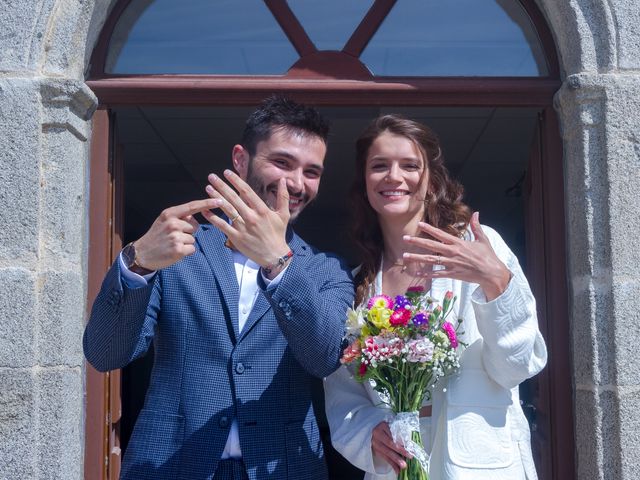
[229,212,241,224]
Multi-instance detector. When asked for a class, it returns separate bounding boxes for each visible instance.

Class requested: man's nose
[286,168,304,193]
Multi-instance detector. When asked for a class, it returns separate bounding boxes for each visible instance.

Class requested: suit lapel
[237,231,308,342]
[195,224,241,342]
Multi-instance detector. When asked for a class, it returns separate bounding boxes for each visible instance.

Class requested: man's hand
[202,170,291,278]
[132,199,216,271]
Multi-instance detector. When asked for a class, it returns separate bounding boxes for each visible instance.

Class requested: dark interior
[114,105,540,478]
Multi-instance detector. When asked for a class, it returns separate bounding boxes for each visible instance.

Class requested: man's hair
[240,95,330,156]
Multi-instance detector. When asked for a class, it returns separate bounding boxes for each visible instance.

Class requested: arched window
[100,0,552,78]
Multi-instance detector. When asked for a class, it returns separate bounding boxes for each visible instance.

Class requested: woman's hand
[371,421,411,474]
[402,212,511,301]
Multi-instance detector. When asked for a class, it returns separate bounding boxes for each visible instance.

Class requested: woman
[324,115,547,479]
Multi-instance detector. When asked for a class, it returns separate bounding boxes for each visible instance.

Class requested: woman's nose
[385,163,401,182]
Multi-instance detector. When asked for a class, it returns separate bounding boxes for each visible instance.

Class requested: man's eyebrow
[268,151,325,173]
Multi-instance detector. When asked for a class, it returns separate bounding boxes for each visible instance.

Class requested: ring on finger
[229,212,242,224]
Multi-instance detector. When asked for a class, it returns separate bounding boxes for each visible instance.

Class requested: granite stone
[0,368,36,479]
[36,271,84,367]
[35,367,83,479]
[0,79,42,268]
[0,268,37,368]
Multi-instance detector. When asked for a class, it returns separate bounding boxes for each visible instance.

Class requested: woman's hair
[352,114,471,305]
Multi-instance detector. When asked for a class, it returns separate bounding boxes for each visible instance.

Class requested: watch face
[122,243,136,267]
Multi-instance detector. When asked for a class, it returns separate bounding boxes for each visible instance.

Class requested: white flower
[346,307,367,335]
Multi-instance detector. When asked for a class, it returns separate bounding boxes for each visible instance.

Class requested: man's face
[233,128,327,221]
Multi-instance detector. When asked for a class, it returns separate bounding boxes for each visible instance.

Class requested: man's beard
[245,166,311,223]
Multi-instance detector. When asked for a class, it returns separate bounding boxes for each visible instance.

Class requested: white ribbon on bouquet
[389,411,430,473]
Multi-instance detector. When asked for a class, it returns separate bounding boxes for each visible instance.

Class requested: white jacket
[324,226,547,480]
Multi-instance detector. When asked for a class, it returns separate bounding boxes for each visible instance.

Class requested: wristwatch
[122,242,154,275]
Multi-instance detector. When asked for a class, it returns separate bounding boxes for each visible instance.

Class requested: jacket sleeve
[471,226,548,389]
[324,366,432,475]
[324,366,394,475]
[83,259,161,372]
[260,251,354,378]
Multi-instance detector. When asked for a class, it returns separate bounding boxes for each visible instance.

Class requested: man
[84,97,354,480]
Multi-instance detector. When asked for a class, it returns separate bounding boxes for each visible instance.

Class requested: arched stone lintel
[30,0,630,82]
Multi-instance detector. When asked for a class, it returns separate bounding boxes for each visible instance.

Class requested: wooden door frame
[85,88,574,480]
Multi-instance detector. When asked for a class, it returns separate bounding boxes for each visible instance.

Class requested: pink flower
[443,291,455,311]
[367,294,394,310]
[442,322,458,348]
[359,362,368,376]
[406,337,435,363]
[390,308,411,326]
[340,339,361,364]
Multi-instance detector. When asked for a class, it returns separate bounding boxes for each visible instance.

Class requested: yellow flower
[368,307,392,330]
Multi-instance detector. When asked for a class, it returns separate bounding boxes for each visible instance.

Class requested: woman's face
[364,131,429,222]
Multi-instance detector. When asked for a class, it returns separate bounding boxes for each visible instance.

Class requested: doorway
[111,104,546,478]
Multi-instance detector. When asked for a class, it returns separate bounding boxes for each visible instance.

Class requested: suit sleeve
[471,226,548,389]
[83,259,161,372]
[260,252,354,378]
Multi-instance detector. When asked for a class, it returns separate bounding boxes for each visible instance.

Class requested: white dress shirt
[119,248,288,460]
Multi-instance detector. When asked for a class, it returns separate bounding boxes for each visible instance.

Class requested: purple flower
[394,295,411,310]
[412,312,428,326]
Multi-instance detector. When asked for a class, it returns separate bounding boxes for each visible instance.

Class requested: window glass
[106,0,298,74]
[287,0,374,51]
[361,0,548,76]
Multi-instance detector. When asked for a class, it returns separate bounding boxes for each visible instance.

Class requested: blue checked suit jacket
[84,224,354,480]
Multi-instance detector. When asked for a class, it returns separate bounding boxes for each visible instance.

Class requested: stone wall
[0,1,99,478]
[543,2,640,479]
[0,0,638,478]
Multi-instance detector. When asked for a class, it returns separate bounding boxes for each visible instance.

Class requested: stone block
[539,1,615,75]
[617,387,640,479]
[611,280,640,385]
[35,367,83,480]
[0,79,42,267]
[602,78,640,279]
[0,268,37,368]
[557,82,612,280]
[614,3,640,70]
[41,0,99,79]
[38,79,96,269]
[0,368,36,479]
[36,271,84,367]
[571,284,616,386]
[574,388,604,480]
[0,0,54,73]
[39,127,88,268]
[598,389,623,480]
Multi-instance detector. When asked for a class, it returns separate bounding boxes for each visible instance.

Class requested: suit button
[219,416,229,428]
[236,363,245,374]
[278,300,287,309]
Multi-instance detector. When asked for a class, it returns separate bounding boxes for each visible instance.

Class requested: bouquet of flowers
[341,286,463,480]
